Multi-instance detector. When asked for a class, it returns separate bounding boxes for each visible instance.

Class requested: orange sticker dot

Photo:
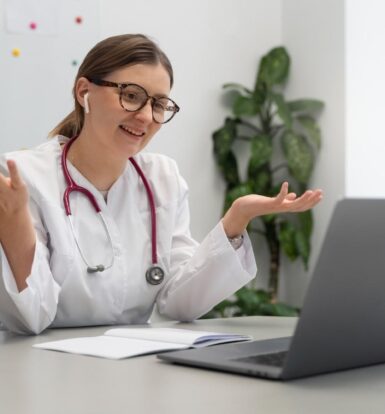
[12,48,21,57]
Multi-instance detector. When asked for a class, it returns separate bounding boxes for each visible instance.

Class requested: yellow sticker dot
[12,48,21,57]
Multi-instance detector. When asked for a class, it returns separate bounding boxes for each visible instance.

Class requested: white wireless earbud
[84,92,90,114]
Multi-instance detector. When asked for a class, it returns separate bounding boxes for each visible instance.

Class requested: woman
[0,34,322,334]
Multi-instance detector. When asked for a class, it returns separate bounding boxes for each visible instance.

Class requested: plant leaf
[252,82,267,106]
[256,46,290,87]
[261,213,277,224]
[224,182,253,211]
[248,167,271,195]
[212,117,237,161]
[295,229,310,269]
[220,151,240,188]
[298,210,313,239]
[234,288,273,315]
[234,288,261,314]
[260,302,299,316]
[223,83,253,94]
[278,221,299,261]
[249,134,273,171]
[287,99,324,113]
[297,115,321,150]
[233,95,260,117]
[281,131,314,184]
[201,288,300,318]
[271,92,292,129]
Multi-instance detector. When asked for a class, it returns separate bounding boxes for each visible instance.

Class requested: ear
[75,77,91,112]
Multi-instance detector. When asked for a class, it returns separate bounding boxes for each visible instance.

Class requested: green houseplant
[205,46,324,318]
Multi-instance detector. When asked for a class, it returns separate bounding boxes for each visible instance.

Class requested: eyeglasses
[88,78,180,124]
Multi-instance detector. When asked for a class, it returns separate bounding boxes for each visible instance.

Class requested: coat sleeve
[156,171,257,321]
[0,164,61,335]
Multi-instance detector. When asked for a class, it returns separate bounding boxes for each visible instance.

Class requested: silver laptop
[158,198,385,380]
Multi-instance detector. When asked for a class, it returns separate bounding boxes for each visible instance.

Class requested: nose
[134,99,153,124]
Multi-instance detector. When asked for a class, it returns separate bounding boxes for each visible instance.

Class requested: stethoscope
[61,136,165,285]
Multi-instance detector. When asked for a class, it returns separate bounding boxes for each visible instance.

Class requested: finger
[290,190,323,211]
[301,189,323,205]
[285,192,297,201]
[304,190,323,209]
[285,190,314,211]
[274,181,289,203]
[6,160,23,189]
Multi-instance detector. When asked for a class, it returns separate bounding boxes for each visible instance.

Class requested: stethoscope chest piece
[146,265,165,285]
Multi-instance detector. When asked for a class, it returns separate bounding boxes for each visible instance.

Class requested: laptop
[158,198,385,380]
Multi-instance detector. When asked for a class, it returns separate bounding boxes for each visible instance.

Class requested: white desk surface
[1,316,385,414]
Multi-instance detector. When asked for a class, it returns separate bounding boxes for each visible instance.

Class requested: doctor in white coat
[0,34,322,334]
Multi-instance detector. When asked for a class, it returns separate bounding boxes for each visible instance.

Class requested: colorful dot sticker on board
[75,16,83,24]
[12,48,21,57]
[72,60,78,66]
[29,22,37,30]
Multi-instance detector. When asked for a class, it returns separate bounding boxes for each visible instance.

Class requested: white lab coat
[0,136,257,334]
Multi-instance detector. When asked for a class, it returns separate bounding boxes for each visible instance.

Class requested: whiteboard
[0,0,100,152]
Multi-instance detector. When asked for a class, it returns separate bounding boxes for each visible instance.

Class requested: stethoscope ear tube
[67,214,114,273]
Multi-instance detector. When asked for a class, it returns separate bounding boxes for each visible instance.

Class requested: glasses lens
[152,98,177,123]
[120,84,178,124]
[120,85,148,111]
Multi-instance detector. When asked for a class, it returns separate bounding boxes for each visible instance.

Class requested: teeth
[120,125,144,136]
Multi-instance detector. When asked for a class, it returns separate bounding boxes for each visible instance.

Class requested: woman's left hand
[222,182,323,237]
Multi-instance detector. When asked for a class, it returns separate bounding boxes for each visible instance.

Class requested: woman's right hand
[0,160,29,233]
[0,159,36,291]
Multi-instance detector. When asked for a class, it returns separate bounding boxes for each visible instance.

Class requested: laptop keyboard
[234,351,288,367]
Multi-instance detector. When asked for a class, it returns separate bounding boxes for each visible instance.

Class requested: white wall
[346,0,385,197]
[280,0,346,305]
[0,0,100,152]
[100,0,282,241]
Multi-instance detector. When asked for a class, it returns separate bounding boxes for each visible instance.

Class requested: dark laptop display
[158,199,385,380]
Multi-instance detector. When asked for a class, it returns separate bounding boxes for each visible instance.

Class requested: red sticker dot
[75,16,83,24]
[29,22,37,30]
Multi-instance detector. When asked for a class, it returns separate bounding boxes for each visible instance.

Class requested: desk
[1,316,385,414]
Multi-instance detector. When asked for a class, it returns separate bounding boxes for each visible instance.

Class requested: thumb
[7,159,24,189]
[274,181,289,203]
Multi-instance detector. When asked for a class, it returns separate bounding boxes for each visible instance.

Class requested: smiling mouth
[119,125,145,137]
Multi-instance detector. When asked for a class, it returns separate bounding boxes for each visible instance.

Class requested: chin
[118,142,145,159]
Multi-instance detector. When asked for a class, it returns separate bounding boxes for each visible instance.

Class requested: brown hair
[49,34,174,138]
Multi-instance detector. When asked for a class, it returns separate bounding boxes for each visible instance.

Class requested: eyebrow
[89,78,171,100]
[120,82,170,99]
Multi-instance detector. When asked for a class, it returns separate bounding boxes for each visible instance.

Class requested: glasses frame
[87,78,180,124]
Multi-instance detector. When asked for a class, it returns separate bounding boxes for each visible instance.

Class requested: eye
[153,100,166,112]
[121,85,147,103]
[122,91,141,103]
[153,98,176,113]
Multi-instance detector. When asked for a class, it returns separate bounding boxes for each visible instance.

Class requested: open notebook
[33,327,252,359]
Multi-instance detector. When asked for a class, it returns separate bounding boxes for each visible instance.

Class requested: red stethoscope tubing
[129,157,157,265]
[61,136,158,267]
